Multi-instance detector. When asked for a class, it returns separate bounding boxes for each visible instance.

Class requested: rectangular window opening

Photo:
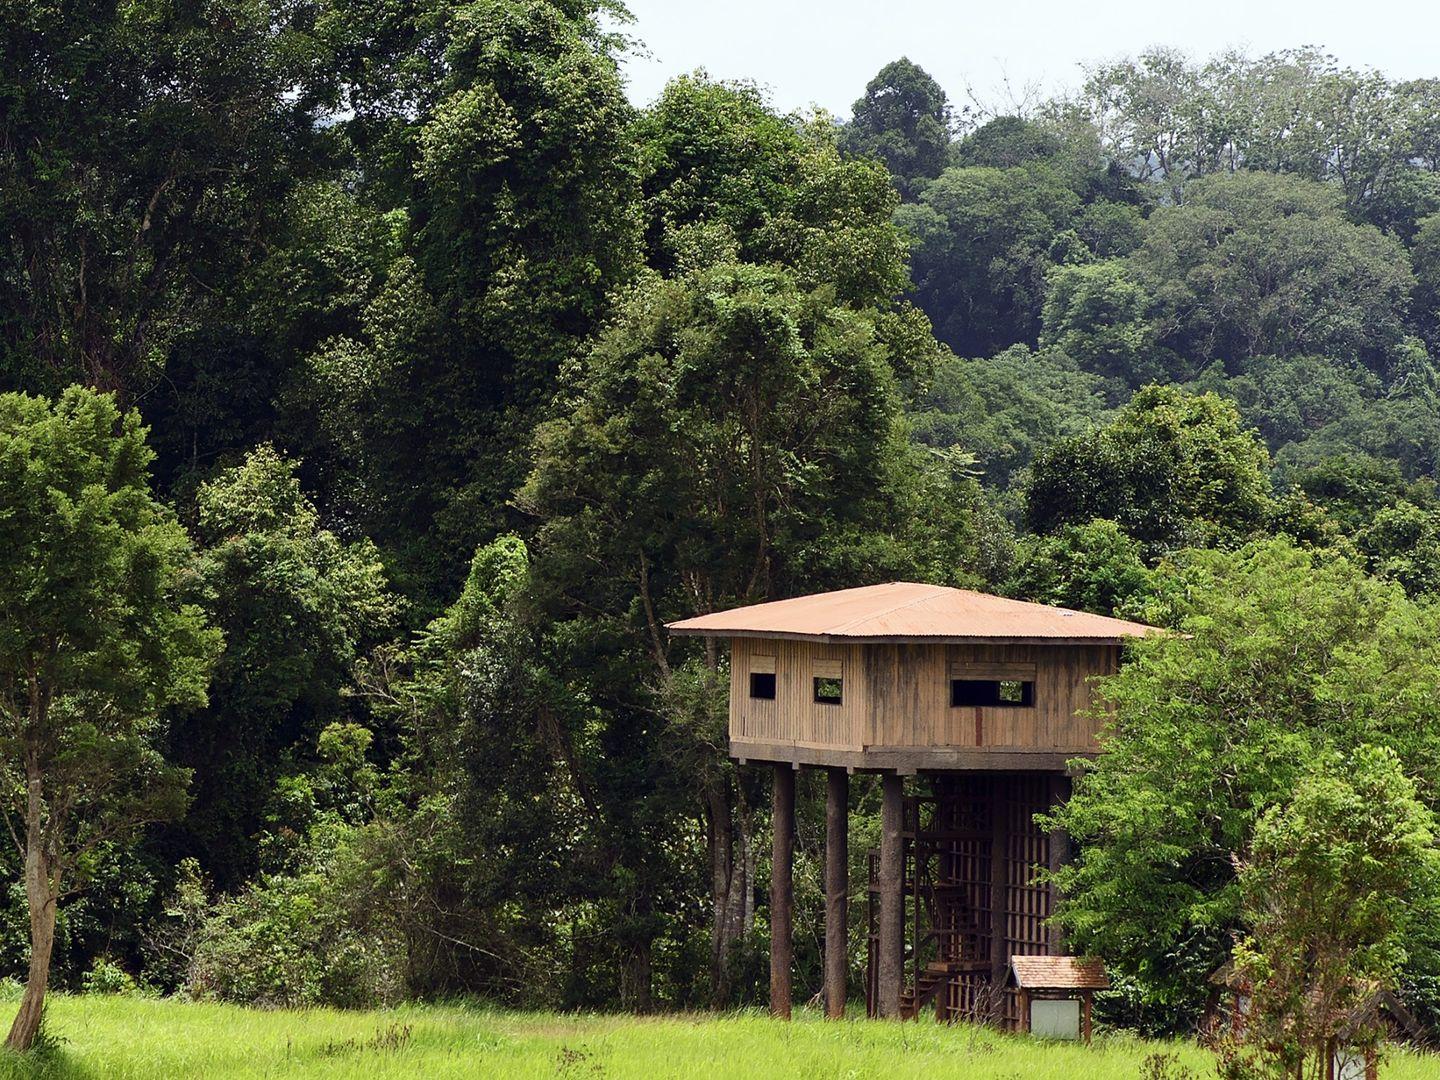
[749,672,776,700]
[951,678,1035,708]
[813,676,843,705]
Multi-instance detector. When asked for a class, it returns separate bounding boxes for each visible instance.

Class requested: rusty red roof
[666,583,1159,644]
[1011,956,1110,991]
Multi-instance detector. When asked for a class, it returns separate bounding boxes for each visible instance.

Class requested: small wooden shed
[1011,955,1109,1042]
[668,582,1158,1025]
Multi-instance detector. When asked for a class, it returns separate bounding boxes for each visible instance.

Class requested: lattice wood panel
[868,772,1065,1027]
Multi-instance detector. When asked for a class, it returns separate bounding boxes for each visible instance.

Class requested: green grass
[0,995,1434,1078]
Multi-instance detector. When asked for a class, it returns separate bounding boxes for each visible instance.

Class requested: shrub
[189,821,405,1009]
[80,958,141,997]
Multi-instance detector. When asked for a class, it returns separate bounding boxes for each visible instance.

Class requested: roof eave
[665,627,1145,645]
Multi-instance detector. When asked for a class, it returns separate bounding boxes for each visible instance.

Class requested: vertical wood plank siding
[729,638,1118,753]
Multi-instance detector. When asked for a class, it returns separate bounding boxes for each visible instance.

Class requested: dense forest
[7,0,1440,1060]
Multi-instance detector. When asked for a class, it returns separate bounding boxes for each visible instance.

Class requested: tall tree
[1129,172,1414,375]
[842,58,954,197]
[0,386,220,1049]
[286,0,642,602]
[900,163,1081,356]
[520,78,980,1004]
[1235,748,1440,1077]
[0,0,326,397]
[170,446,396,887]
[1024,386,1276,556]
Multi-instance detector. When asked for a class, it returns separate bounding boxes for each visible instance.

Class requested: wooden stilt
[1046,773,1072,954]
[877,772,904,1019]
[770,763,795,1020]
[989,782,1010,1022]
[824,767,849,1020]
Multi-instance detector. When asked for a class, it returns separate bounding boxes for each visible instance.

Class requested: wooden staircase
[901,960,988,1019]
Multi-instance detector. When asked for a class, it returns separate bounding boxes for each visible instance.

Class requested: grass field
[0,995,1435,1078]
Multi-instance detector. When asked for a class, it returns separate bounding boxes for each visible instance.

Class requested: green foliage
[1041,261,1161,384]
[285,0,642,602]
[1190,356,1380,455]
[524,260,938,605]
[1411,211,1440,352]
[0,0,325,395]
[81,958,142,998]
[904,163,1082,356]
[1130,172,1413,374]
[1077,48,1435,214]
[172,446,396,887]
[1291,455,1435,534]
[841,58,954,197]
[1052,539,1440,1031]
[1355,502,1440,596]
[1234,747,1440,1076]
[637,76,912,310]
[954,117,1062,170]
[907,346,1114,489]
[1024,386,1276,555]
[1008,520,1156,616]
[190,820,404,1009]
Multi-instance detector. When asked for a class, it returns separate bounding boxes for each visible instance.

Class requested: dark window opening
[951,679,1035,708]
[749,672,776,700]
[813,677,843,705]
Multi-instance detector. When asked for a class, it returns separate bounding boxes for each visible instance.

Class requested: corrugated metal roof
[666,582,1159,643]
[1011,956,1110,991]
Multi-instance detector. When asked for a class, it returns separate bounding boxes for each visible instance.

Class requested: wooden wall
[730,637,868,750]
[729,638,1118,754]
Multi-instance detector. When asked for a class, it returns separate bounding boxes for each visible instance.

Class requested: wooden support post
[989,783,1010,1022]
[1046,773,1072,954]
[824,767,849,1020]
[770,763,795,1020]
[1082,992,1093,1044]
[1018,990,1030,1033]
[877,772,904,1019]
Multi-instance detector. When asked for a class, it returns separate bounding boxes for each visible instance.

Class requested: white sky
[617,1,1440,119]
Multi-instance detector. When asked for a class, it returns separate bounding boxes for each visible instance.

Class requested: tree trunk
[706,783,754,1006]
[8,763,57,1052]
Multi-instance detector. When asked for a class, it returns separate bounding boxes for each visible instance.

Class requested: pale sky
[617,1,1440,119]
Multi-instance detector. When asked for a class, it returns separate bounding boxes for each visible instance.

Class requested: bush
[80,958,142,997]
[189,821,405,1009]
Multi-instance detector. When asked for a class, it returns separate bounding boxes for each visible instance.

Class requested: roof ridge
[828,583,952,634]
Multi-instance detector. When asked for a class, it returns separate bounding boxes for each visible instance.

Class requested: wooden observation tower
[668,582,1158,1024]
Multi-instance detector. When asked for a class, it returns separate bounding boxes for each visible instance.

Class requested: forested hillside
[7,0,1440,1055]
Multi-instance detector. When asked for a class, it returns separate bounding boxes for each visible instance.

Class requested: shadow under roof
[666,582,1160,644]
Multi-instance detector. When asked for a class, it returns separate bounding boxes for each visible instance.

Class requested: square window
[998,679,1028,705]
[813,676,843,705]
[749,672,776,700]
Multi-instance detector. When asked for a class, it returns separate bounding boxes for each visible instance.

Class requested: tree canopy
[11,15,1440,1051]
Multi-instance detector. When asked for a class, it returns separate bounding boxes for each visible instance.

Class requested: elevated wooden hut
[668,582,1158,1024]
